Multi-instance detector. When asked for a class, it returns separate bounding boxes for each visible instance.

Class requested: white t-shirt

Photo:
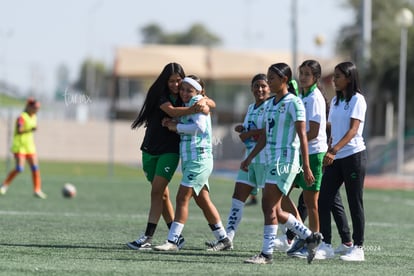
[300,87,328,154]
[328,93,366,159]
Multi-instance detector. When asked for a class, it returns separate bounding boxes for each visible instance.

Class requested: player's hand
[240,158,251,172]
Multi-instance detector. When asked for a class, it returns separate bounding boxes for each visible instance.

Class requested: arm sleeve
[176,113,207,134]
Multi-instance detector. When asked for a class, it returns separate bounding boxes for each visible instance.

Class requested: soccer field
[0,161,413,275]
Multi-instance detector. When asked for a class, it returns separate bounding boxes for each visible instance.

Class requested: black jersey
[140,95,182,155]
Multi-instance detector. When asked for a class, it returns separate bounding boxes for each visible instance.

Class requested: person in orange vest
[0,98,47,199]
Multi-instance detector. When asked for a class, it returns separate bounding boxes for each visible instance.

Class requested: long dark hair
[131,62,186,129]
[268,63,298,95]
[299,59,329,116]
[334,61,361,106]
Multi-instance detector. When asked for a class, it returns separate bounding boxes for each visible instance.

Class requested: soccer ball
[62,183,76,198]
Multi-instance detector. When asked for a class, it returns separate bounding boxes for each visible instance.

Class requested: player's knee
[15,165,24,172]
[30,164,39,172]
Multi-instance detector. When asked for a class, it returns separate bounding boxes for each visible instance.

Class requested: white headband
[182,77,202,91]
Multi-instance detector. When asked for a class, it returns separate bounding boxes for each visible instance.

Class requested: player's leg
[0,154,25,195]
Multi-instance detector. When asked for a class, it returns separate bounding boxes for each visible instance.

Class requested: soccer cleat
[314,242,335,260]
[274,235,293,252]
[334,242,353,255]
[126,235,152,250]
[153,241,179,251]
[0,184,8,195]
[305,232,323,264]
[177,235,186,250]
[34,191,47,199]
[206,238,233,251]
[286,238,306,256]
[289,246,308,259]
[340,245,365,261]
[244,253,273,264]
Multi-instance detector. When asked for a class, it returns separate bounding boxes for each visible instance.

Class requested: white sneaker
[34,191,47,199]
[0,184,9,195]
[340,245,365,261]
[314,242,335,260]
[274,235,292,252]
[334,242,353,255]
[244,253,272,264]
[153,241,179,251]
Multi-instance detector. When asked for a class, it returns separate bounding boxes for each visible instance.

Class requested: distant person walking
[0,98,47,199]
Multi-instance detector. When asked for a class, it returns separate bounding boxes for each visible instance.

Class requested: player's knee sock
[262,224,278,255]
[167,222,184,244]
[285,214,312,240]
[209,222,227,241]
[226,198,245,241]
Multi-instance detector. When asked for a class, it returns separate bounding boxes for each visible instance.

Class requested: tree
[74,59,107,98]
[337,0,414,134]
[139,22,221,47]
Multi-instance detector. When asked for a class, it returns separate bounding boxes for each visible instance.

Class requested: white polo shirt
[328,93,366,159]
[300,87,328,155]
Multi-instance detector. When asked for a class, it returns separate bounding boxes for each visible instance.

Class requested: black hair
[131,62,185,129]
[334,61,361,106]
[268,63,297,95]
[299,59,322,81]
[251,73,267,87]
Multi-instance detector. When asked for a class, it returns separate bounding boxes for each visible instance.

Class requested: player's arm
[240,128,266,171]
[15,117,34,134]
[295,120,315,186]
[239,128,264,143]
[307,120,320,141]
[323,118,360,167]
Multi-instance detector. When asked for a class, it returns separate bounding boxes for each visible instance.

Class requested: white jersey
[265,93,306,164]
[242,99,270,164]
[300,86,328,154]
[328,93,366,159]
[176,95,212,162]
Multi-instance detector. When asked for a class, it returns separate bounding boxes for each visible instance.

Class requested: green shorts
[295,152,325,191]
[142,151,179,183]
[236,163,266,196]
[181,158,213,196]
[265,155,301,196]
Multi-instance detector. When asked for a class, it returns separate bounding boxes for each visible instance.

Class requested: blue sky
[0,0,354,99]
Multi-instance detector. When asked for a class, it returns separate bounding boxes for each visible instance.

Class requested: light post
[395,8,413,174]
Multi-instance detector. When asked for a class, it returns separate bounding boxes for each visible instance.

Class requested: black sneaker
[177,235,186,249]
[126,234,152,250]
[206,238,233,251]
[305,232,323,264]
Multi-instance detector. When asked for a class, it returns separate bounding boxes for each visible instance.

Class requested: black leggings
[318,150,366,246]
[295,190,351,244]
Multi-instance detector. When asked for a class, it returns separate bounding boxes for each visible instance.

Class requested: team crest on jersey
[278,103,286,113]
[344,102,350,110]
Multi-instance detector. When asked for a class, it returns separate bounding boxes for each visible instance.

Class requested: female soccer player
[0,98,47,199]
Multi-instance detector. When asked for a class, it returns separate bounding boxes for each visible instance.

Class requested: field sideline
[0,160,413,275]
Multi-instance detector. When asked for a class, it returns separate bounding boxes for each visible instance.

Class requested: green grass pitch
[0,160,413,275]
